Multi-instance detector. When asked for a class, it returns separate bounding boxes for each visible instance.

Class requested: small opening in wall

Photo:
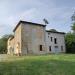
[48,32,50,35]
[61,46,63,51]
[54,38,57,44]
[49,46,51,51]
[40,45,43,51]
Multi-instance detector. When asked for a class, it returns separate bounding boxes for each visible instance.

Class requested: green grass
[0,54,75,75]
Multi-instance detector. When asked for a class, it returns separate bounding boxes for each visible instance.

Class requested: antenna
[43,18,49,25]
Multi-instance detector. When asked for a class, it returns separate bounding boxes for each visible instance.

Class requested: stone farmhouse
[7,21,66,55]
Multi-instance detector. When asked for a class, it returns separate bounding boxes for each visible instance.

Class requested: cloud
[0,0,75,37]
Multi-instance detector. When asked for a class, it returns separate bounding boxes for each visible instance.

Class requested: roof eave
[13,20,46,32]
[46,30,65,34]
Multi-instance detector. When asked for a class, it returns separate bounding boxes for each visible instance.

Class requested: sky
[0,0,75,37]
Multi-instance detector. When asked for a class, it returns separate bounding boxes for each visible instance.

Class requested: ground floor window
[61,46,63,51]
[40,45,43,51]
[54,46,59,53]
[49,46,51,51]
[55,46,58,48]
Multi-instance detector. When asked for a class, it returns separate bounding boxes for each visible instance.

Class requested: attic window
[48,32,50,35]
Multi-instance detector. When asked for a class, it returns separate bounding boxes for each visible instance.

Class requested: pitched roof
[13,20,46,32]
[46,30,65,34]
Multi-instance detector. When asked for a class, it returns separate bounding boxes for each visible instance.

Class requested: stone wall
[21,23,46,55]
[7,37,14,54]
[14,24,22,54]
[46,32,66,53]
[7,21,66,55]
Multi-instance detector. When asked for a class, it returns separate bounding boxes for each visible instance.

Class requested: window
[51,37,53,42]
[55,46,58,48]
[49,46,51,51]
[40,45,43,51]
[54,38,57,44]
[61,46,63,51]
[54,46,59,52]
[48,32,50,35]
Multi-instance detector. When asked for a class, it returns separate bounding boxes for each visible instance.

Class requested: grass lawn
[0,54,75,75]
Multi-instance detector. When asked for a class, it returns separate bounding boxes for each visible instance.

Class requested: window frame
[49,46,51,51]
[40,45,43,51]
[61,46,63,51]
[54,38,57,44]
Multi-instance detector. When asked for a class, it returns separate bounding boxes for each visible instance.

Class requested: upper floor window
[48,32,50,35]
[54,38,57,44]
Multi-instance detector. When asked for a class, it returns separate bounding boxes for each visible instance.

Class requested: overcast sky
[0,0,75,37]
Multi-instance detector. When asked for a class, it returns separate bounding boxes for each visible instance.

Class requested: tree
[71,12,75,33]
[49,29,58,32]
[0,34,13,54]
[65,32,75,53]
[65,12,75,53]
[71,23,75,33]
[71,12,75,21]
